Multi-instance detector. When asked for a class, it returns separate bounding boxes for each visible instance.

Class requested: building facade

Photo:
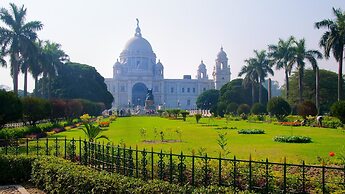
[104,20,231,109]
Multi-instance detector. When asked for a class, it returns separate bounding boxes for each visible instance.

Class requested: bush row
[273,135,312,143]
[0,122,63,139]
[0,155,249,194]
[238,129,265,134]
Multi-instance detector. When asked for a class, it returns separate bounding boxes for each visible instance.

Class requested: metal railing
[0,138,344,193]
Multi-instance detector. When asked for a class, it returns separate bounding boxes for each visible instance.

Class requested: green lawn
[52,116,345,164]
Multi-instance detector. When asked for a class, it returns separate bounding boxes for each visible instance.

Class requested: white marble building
[104,20,231,109]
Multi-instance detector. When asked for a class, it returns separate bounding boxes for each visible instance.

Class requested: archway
[132,82,147,106]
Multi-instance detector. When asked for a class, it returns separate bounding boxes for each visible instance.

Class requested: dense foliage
[238,129,265,134]
[237,104,251,115]
[0,155,35,184]
[284,69,344,113]
[330,101,345,124]
[0,90,22,128]
[37,62,113,108]
[196,89,219,113]
[267,97,291,121]
[296,101,318,119]
[273,136,312,143]
[219,79,268,107]
[250,103,267,115]
[22,97,51,125]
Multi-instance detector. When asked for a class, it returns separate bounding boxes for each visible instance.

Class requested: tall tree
[21,42,39,96]
[0,3,43,94]
[40,41,68,99]
[29,41,44,96]
[315,7,345,101]
[268,36,295,100]
[238,58,258,105]
[289,39,322,103]
[248,50,274,104]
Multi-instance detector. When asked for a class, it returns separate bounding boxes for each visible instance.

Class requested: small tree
[237,104,251,115]
[331,101,345,124]
[180,111,189,121]
[217,132,230,157]
[217,102,227,117]
[267,97,291,121]
[195,114,202,123]
[0,90,22,129]
[251,103,267,115]
[80,114,108,142]
[297,101,317,119]
[226,102,238,115]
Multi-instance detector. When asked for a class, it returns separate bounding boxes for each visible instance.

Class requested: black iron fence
[1,138,344,193]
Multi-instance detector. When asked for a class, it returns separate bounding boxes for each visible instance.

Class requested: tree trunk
[13,53,20,95]
[259,79,262,104]
[298,67,303,103]
[338,49,343,101]
[23,67,28,97]
[251,82,255,106]
[268,78,272,101]
[42,72,47,98]
[316,67,320,114]
[48,76,51,100]
[34,76,38,97]
[285,70,289,100]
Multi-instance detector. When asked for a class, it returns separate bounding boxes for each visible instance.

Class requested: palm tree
[268,36,295,100]
[82,122,109,142]
[40,41,68,99]
[238,59,258,105]
[289,39,322,103]
[315,7,345,101]
[0,3,43,95]
[250,50,274,104]
[0,50,6,68]
[29,41,44,96]
[21,42,39,96]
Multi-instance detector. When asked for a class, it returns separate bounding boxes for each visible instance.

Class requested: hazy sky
[1,0,344,92]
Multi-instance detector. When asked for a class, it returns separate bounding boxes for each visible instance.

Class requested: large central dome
[123,36,153,52]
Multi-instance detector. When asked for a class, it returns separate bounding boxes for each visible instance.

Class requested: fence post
[283,157,287,193]
[322,161,325,194]
[178,151,186,184]
[142,148,148,181]
[169,149,173,183]
[233,156,237,189]
[116,145,120,173]
[192,153,195,187]
[83,139,88,165]
[26,138,29,155]
[15,139,18,155]
[55,137,58,157]
[123,145,126,175]
[128,146,134,177]
[79,137,82,164]
[36,138,39,156]
[45,138,48,155]
[302,160,305,193]
[64,137,67,159]
[102,142,105,170]
[111,143,114,172]
[135,145,138,178]
[151,147,154,180]
[265,158,269,193]
[249,154,252,191]
[158,149,164,180]
[218,153,222,186]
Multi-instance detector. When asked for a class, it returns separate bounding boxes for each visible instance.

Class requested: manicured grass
[52,116,345,164]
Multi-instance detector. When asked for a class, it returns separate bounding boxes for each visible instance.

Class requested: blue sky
[1,0,344,92]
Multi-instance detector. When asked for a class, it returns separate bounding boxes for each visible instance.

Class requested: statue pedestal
[145,100,155,111]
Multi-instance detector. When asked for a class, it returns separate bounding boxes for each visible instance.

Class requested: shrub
[273,136,312,143]
[0,155,35,184]
[0,90,23,129]
[297,101,317,119]
[217,102,227,117]
[251,103,267,115]
[195,114,202,123]
[238,129,265,134]
[50,99,67,121]
[267,97,291,121]
[22,97,51,126]
[331,101,345,124]
[237,104,250,115]
[226,102,238,115]
[322,120,343,129]
[180,111,190,121]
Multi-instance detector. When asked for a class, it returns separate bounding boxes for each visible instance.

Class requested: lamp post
[177,99,180,109]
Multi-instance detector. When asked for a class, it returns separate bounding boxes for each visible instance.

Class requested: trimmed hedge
[273,136,312,143]
[0,155,35,184]
[238,129,265,134]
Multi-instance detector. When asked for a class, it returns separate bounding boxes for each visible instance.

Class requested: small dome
[114,59,121,67]
[156,59,163,68]
[198,60,206,69]
[217,47,227,59]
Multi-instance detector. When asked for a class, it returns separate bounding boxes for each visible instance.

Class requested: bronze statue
[146,89,154,101]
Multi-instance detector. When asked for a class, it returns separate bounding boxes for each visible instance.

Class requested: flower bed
[99,121,110,127]
[238,129,265,134]
[279,122,301,126]
[273,135,312,143]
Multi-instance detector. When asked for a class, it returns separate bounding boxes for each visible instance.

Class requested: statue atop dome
[135,18,142,37]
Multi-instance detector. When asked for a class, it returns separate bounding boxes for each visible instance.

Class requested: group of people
[300,115,323,127]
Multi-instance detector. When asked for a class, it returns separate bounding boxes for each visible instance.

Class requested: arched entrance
[132,83,147,106]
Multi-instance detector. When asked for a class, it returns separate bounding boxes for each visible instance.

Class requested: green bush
[331,101,345,124]
[22,97,51,126]
[0,90,22,129]
[226,102,238,115]
[273,136,312,143]
[180,111,190,121]
[322,120,343,129]
[251,103,267,115]
[238,129,265,134]
[0,155,35,184]
[297,101,317,119]
[267,97,291,121]
[195,114,202,123]
[237,104,250,115]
